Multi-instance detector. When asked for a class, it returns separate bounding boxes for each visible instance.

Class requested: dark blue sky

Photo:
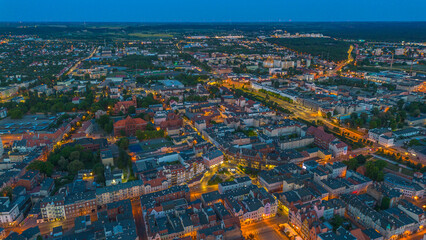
[1,0,425,22]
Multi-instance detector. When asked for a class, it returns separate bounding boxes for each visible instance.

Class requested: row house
[96,180,144,206]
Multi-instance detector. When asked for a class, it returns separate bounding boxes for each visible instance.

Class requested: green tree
[343,158,359,170]
[58,157,69,171]
[330,215,344,231]
[118,138,129,150]
[369,120,377,129]
[27,160,54,176]
[93,163,106,184]
[128,106,136,114]
[68,160,84,174]
[9,109,23,119]
[69,151,81,162]
[116,148,131,170]
[381,196,391,210]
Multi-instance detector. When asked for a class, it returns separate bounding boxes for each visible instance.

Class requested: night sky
[1,0,425,22]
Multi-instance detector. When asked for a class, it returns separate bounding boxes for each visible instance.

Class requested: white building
[0,197,20,225]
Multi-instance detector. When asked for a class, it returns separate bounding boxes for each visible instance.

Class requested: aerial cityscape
[0,2,425,240]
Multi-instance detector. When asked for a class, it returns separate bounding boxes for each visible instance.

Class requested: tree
[369,120,377,129]
[69,151,81,162]
[381,196,391,210]
[9,109,23,119]
[58,157,69,171]
[330,215,344,231]
[343,158,359,170]
[375,159,387,170]
[397,99,405,110]
[93,163,105,184]
[27,160,54,176]
[356,155,367,165]
[365,160,387,181]
[333,109,339,116]
[105,121,113,134]
[118,138,129,150]
[128,106,136,114]
[116,148,131,170]
[68,160,84,174]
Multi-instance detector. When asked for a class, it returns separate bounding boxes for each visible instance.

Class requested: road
[64,46,98,76]
[225,81,421,165]
[5,214,88,238]
[240,216,290,240]
[399,229,426,240]
[131,198,147,240]
[225,81,363,142]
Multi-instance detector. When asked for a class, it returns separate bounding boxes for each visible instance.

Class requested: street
[240,216,290,240]
[131,199,147,240]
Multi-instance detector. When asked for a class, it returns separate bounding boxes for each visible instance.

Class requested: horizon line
[1,20,426,24]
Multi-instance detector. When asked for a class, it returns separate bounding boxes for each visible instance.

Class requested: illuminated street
[240,216,290,240]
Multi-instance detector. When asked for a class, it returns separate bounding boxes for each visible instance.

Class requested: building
[368,128,392,142]
[114,116,147,136]
[384,173,424,199]
[328,140,348,157]
[405,115,426,126]
[378,134,394,147]
[64,191,96,220]
[105,167,123,186]
[100,149,114,166]
[202,149,224,168]
[96,180,145,205]
[16,170,40,191]
[0,197,20,227]
[40,195,65,222]
[393,128,420,138]
[306,126,335,149]
[218,176,252,194]
[326,162,347,178]
[113,96,137,115]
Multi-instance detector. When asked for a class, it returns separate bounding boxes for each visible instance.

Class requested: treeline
[234,88,292,114]
[83,55,163,70]
[266,38,351,62]
[344,101,425,130]
[259,89,293,103]
[27,145,103,182]
[0,88,98,118]
[175,73,208,86]
[343,156,387,181]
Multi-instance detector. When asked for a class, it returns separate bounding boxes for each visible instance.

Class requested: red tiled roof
[307,126,336,144]
[114,116,147,128]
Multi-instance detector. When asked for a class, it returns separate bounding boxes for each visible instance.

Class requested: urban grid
[0,20,424,240]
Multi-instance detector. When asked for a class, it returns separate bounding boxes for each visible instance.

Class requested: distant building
[113,96,137,115]
[405,115,426,126]
[114,116,147,136]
